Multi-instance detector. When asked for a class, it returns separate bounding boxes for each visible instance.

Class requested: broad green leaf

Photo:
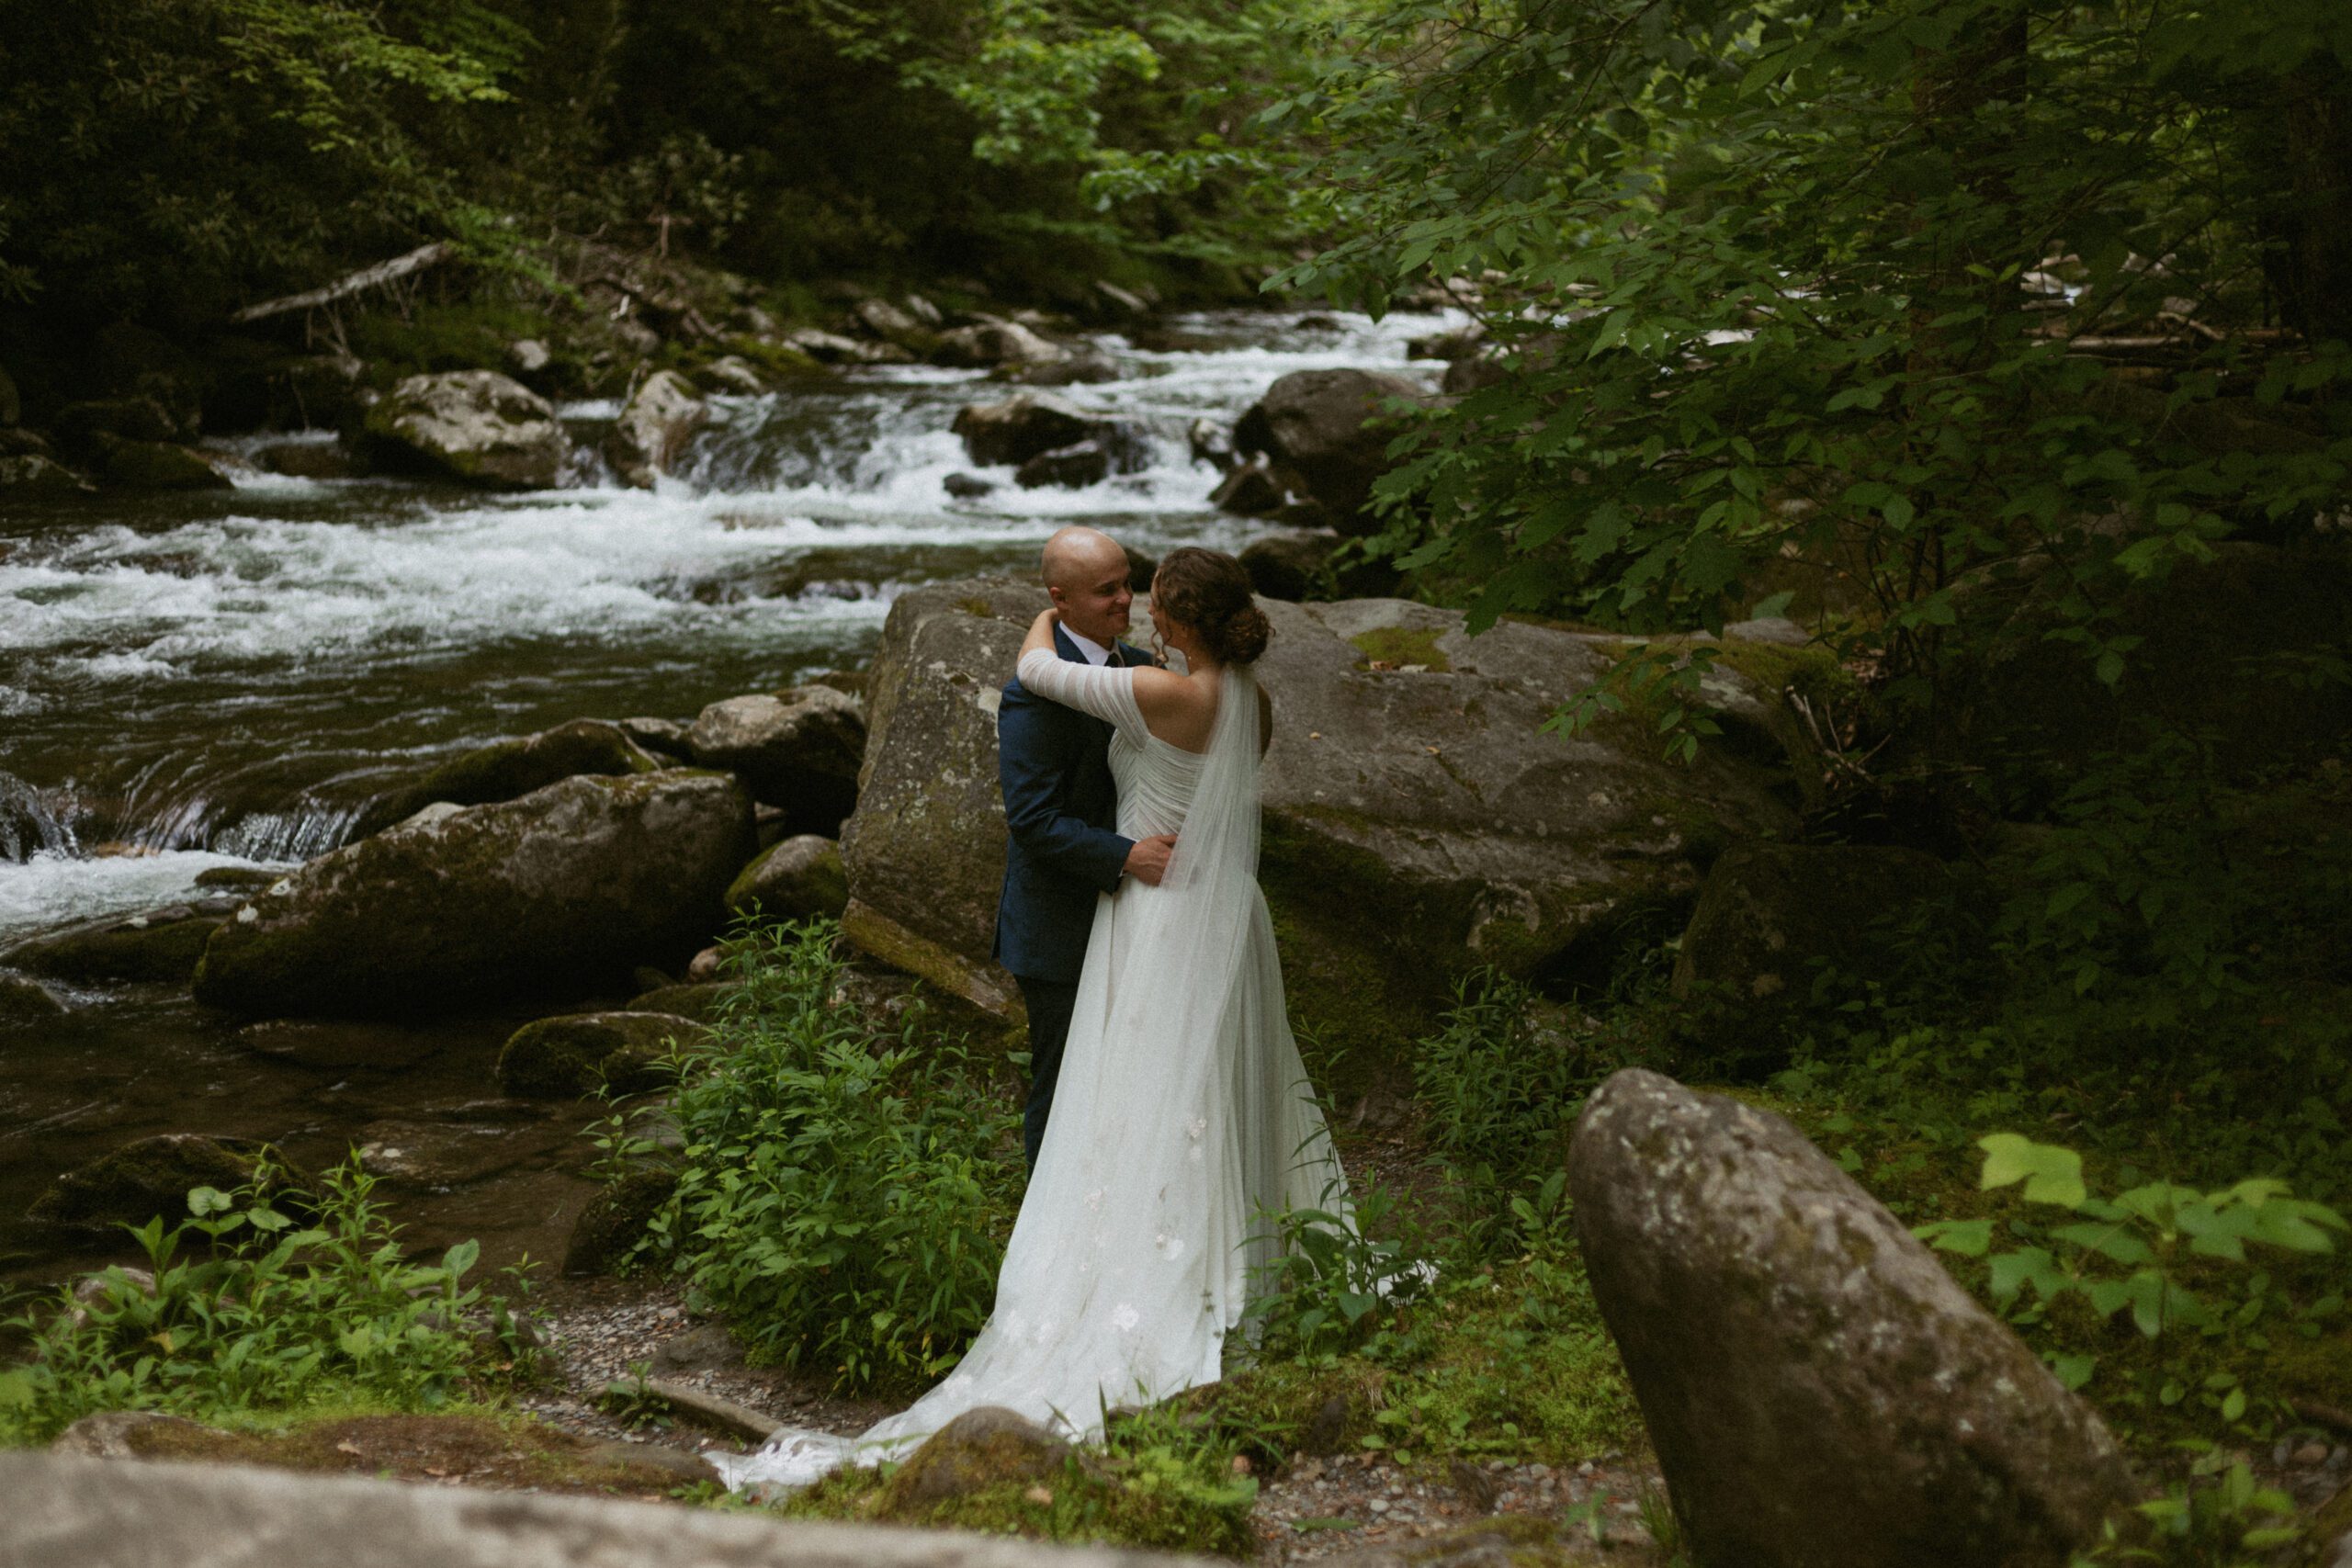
[1978,1135,2086,1208]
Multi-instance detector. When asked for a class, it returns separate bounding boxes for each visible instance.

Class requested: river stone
[564,1168,680,1275]
[625,981,740,1022]
[51,1411,220,1459]
[605,369,708,489]
[192,773,755,1019]
[96,437,234,491]
[618,716,694,758]
[363,370,567,490]
[353,718,663,840]
[1669,842,1966,1061]
[839,579,1795,1057]
[1232,368,1430,532]
[256,440,359,479]
[1211,460,1285,516]
[726,834,849,919]
[1015,439,1110,490]
[1012,352,1120,388]
[496,1010,710,1099]
[0,970,66,1020]
[686,686,865,832]
[1238,535,1330,602]
[6,905,222,985]
[0,453,95,494]
[1568,1068,2138,1568]
[880,1407,1069,1510]
[933,320,1067,370]
[27,1134,291,1234]
[853,297,939,355]
[56,395,181,447]
[950,391,1101,467]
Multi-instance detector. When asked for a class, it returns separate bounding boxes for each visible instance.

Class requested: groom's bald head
[1041,526,1133,646]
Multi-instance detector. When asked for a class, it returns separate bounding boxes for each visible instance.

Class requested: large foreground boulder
[351,718,663,840]
[1568,1069,2138,1568]
[687,686,865,832]
[840,580,1796,1066]
[362,370,567,490]
[193,773,755,1019]
[1233,369,1430,532]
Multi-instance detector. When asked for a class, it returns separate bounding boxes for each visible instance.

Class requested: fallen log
[230,242,454,325]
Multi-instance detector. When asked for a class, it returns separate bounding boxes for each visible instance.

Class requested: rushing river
[0,307,1455,1286]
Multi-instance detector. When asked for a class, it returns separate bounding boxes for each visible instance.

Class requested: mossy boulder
[27,1134,299,1234]
[686,685,865,833]
[0,970,65,1020]
[624,981,741,1022]
[192,773,755,1019]
[1669,841,1972,1063]
[94,437,232,491]
[6,905,223,985]
[725,834,848,919]
[562,1168,679,1275]
[361,370,567,490]
[878,1407,1069,1510]
[840,580,1797,1080]
[352,718,663,840]
[1568,1069,2138,1568]
[495,1010,710,1099]
[0,454,94,495]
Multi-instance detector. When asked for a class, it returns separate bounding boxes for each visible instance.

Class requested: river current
[0,307,1454,1285]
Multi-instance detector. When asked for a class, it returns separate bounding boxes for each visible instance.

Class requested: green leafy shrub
[0,1155,531,1446]
[1244,1174,1435,1361]
[644,919,1022,1392]
[1921,1134,2346,1414]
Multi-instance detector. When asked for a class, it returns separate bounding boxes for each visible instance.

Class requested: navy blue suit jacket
[992,625,1152,984]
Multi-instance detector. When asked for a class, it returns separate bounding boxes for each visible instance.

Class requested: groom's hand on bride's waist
[1124,834,1176,886]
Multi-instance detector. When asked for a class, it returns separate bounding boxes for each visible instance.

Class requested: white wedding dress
[715,652,1350,1491]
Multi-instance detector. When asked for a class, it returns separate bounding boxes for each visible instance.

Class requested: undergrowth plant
[0,1155,532,1446]
[641,918,1022,1393]
[1243,1173,1436,1361]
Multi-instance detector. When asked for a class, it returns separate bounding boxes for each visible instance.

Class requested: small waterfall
[0,771,78,863]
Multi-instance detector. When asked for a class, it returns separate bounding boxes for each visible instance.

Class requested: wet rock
[943,472,996,500]
[1188,417,1237,472]
[235,1018,455,1072]
[949,391,1103,468]
[496,1010,709,1099]
[605,370,707,489]
[699,355,767,395]
[1015,440,1109,490]
[1093,280,1152,318]
[686,686,865,833]
[1669,842,1970,1061]
[0,453,95,494]
[1011,352,1120,387]
[0,770,74,863]
[193,865,286,892]
[564,1168,679,1275]
[355,1119,536,1187]
[255,441,358,479]
[881,1407,1069,1509]
[617,716,693,759]
[725,834,849,920]
[361,370,567,490]
[507,339,553,377]
[1568,1068,2138,1568]
[1233,368,1430,533]
[1210,459,1284,515]
[192,773,755,1019]
[267,354,370,431]
[1408,322,1487,362]
[780,327,908,366]
[353,719,663,840]
[1238,535,1332,602]
[96,438,233,491]
[932,319,1066,370]
[841,581,1795,1038]
[0,970,66,1019]
[624,981,740,1022]
[686,944,723,981]
[56,395,181,448]
[52,1412,219,1460]
[28,1134,295,1234]
[6,905,222,985]
[852,298,938,355]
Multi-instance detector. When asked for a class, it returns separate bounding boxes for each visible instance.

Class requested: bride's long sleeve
[1016,648,1150,742]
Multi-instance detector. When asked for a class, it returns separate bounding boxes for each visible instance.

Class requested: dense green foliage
[1267,0,2350,748]
[0,1156,533,1447]
[631,919,1022,1392]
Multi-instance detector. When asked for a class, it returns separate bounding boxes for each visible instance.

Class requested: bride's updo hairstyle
[1152,547,1272,666]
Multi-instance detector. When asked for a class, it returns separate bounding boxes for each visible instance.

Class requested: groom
[994,525,1173,1168]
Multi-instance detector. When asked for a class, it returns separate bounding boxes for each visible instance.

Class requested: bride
[718,545,1350,1490]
